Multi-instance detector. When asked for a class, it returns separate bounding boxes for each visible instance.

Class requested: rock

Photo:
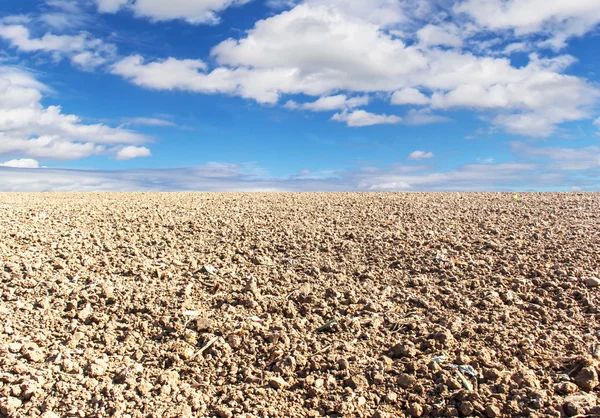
[21,342,44,362]
[215,407,233,418]
[584,277,600,288]
[88,359,108,377]
[62,359,80,374]
[511,369,540,389]
[201,264,219,275]
[459,401,474,416]
[563,401,585,417]
[244,277,260,298]
[485,404,501,418]
[574,366,599,391]
[0,396,22,415]
[408,403,423,417]
[345,375,368,390]
[77,304,93,321]
[372,412,390,418]
[398,373,417,389]
[8,342,22,353]
[268,376,289,390]
[41,412,60,418]
[389,342,417,358]
[556,381,579,395]
[563,392,597,415]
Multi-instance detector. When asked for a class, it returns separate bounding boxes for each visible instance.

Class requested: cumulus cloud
[0,158,39,168]
[0,24,116,70]
[0,67,150,161]
[417,24,463,47]
[391,88,430,106]
[407,150,435,161]
[106,2,599,136]
[455,0,600,49]
[94,0,251,24]
[116,146,152,160]
[331,110,402,127]
[4,0,600,139]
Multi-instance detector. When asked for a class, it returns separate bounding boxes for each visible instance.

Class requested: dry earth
[1,193,600,418]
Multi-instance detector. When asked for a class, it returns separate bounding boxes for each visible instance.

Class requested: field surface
[1,193,599,418]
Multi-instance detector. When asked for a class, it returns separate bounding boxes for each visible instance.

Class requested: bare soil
[1,193,599,418]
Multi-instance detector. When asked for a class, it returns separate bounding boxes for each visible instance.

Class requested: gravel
[1,192,599,417]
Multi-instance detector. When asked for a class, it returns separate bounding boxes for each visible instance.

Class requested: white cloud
[116,146,152,160]
[285,94,369,111]
[8,0,594,138]
[594,118,600,126]
[0,67,150,161]
[0,24,116,70]
[407,150,434,161]
[455,0,600,49]
[123,117,176,127]
[511,141,600,170]
[95,0,251,24]
[210,4,428,92]
[391,88,430,106]
[0,158,39,168]
[417,24,463,47]
[331,109,402,127]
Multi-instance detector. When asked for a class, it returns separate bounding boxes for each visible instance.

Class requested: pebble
[397,373,416,389]
[268,376,289,390]
[8,342,22,353]
[485,404,501,418]
[0,396,22,415]
[584,277,600,288]
[345,375,368,390]
[21,342,44,362]
[574,366,599,391]
[41,412,60,418]
[407,403,423,417]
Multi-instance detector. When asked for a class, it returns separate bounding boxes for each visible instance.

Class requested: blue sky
[0,0,599,191]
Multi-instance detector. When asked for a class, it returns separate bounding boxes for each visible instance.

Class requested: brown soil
[1,193,599,418]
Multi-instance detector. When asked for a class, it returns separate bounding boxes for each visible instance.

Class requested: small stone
[88,359,108,377]
[563,401,585,417]
[268,376,289,390]
[345,375,368,390]
[407,403,423,417]
[77,304,93,321]
[0,396,22,415]
[41,412,60,418]
[62,359,80,374]
[215,407,233,418]
[574,366,599,391]
[8,343,22,353]
[385,391,397,403]
[556,381,579,395]
[584,277,600,288]
[485,404,501,418]
[21,342,44,362]
[201,264,219,275]
[389,342,417,358]
[563,392,597,416]
[372,412,390,418]
[459,401,474,416]
[244,277,260,298]
[398,373,417,389]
